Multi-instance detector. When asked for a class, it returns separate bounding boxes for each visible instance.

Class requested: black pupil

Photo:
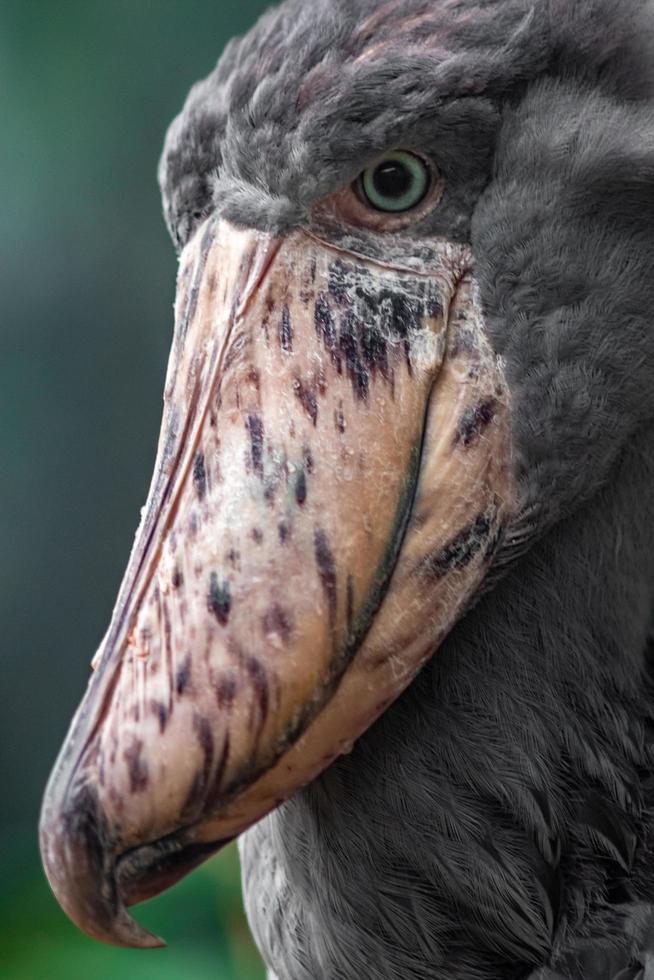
[373,161,413,199]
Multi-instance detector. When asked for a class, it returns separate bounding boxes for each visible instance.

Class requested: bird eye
[356,151,431,213]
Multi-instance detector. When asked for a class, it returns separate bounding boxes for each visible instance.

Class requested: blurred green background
[1,2,272,977]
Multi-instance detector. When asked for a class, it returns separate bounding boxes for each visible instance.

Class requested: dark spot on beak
[339,310,369,400]
[317,274,428,394]
[208,572,231,626]
[182,714,215,818]
[361,320,388,378]
[380,284,422,337]
[315,294,339,369]
[246,367,260,392]
[418,513,493,580]
[314,529,337,624]
[244,656,269,734]
[426,293,442,318]
[194,714,214,769]
[293,378,318,425]
[124,739,149,794]
[176,654,192,695]
[454,398,498,448]
[262,604,293,643]
[295,469,307,506]
[210,731,230,798]
[245,414,264,477]
[192,451,207,501]
[150,700,169,734]
[215,673,237,708]
[328,259,349,304]
[280,304,293,351]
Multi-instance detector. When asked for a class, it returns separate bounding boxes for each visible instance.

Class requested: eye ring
[356,151,431,213]
[310,150,443,233]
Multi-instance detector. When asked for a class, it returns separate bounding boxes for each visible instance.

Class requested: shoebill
[39,0,654,977]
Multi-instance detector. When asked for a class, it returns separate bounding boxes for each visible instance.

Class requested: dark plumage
[42,1,654,977]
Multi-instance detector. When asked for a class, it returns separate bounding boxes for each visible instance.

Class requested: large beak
[40,218,514,947]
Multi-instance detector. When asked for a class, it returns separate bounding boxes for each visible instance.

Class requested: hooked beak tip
[39,783,166,949]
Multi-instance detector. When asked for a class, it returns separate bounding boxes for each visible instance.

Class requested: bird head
[40,0,654,950]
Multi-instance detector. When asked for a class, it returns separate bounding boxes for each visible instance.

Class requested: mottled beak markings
[40,217,514,947]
